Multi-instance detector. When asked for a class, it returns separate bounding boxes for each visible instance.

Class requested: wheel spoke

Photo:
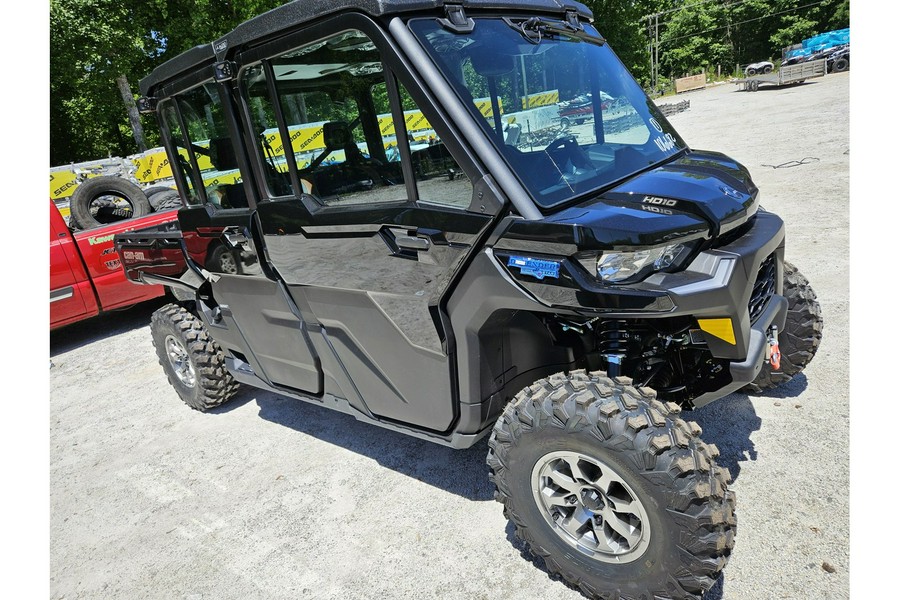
[603,509,642,548]
[547,468,580,494]
[607,497,640,517]
[562,456,591,484]
[542,490,573,507]
[594,470,617,494]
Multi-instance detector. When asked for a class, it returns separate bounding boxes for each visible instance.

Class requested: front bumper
[691,293,787,407]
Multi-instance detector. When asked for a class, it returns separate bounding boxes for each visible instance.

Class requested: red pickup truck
[50,199,179,330]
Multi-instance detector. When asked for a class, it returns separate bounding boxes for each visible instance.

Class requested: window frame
[159,78,261,213]
[233,12,487,212]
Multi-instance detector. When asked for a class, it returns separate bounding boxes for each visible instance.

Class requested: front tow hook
[766,325,781,370]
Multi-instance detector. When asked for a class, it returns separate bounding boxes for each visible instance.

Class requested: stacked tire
[68,176,181,230]
[145,185,182,211]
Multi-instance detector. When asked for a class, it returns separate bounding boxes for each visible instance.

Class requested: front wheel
[743,261,822,393]
[150,304,240,411]
[488,371,735,600]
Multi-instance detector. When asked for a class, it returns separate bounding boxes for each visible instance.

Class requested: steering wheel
[545,135,591,172]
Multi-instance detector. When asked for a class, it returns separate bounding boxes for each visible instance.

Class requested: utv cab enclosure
[117,1,822,598]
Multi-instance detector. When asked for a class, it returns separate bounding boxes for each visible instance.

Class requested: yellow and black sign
[522,89,560,109]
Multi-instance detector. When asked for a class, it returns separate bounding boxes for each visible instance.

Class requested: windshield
[410,17,687,208]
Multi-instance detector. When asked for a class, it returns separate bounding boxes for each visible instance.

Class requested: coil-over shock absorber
[596,320,651,378]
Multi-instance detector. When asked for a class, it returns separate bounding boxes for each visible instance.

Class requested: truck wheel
[208,244,241,275]
[487,371,735,600]
[832,58,849,72]
[70,176,151,229]
[150,304,240,411]
[743,262,822,394]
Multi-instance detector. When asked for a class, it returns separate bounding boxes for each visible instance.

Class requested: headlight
[596,243,689,283]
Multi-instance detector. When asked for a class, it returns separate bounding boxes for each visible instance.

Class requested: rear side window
[161,84,248,209]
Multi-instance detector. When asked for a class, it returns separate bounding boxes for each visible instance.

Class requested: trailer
[736,58,827,91]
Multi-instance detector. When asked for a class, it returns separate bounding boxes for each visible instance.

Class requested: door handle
[395,235,430,251]
[223,227,250,250]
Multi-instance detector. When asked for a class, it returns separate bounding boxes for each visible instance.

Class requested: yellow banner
[49,170,81,200]
[522,89,560,109]
[475,97,503,118]
[131,149,173,183]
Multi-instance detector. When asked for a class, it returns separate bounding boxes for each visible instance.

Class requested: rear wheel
[762,65,773,74]
[743,262,822,393]
[832,58,849,72]
[488,371,735,599]
[150,304,240,411]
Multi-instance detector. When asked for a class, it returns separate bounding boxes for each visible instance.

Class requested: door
[240,25,498,431]
[50,204,95,328]
[160,80,322,395]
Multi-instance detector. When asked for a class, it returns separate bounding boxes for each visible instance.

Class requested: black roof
[140,0,592,95]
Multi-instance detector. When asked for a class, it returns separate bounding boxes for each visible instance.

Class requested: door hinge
[439,4,475,34]
[564,9,584,31]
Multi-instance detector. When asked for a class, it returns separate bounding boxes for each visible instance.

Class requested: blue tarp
[785,28,849,59]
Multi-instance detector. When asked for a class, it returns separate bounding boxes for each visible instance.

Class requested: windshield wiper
[502,16,605,46]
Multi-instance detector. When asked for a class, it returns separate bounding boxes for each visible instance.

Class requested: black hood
[496,150,759,253]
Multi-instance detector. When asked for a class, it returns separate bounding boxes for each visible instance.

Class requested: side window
[394,80,472,210]
[243,30,407,207]
[241,29,476,212]
[162,84,247,209]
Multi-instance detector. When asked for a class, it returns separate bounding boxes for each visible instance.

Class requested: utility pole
[644,12,661,93]
[654,13,659,92]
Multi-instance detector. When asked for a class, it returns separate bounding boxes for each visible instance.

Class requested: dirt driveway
[49,73,850,599]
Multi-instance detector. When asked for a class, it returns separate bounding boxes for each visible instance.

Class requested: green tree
[50,0,286,166]
[583,1,654,84]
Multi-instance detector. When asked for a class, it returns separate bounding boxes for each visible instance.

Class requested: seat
[308,121,369,170]
[206,137,248,208]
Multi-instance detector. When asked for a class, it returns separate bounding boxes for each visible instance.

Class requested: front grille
[749,254,777,323]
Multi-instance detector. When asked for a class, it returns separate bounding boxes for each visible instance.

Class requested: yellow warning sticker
[697,318,736,345]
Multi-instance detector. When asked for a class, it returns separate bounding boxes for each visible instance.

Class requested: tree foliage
[50,0,285,165]
[50,0,850,165]
[585,0,849,82]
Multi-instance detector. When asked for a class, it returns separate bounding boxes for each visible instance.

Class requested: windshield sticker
[653,132,678,153]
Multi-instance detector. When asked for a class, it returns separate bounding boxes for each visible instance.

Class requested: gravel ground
[48,73,850,599]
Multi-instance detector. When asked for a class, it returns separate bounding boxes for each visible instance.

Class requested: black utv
[116,1,822,598]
